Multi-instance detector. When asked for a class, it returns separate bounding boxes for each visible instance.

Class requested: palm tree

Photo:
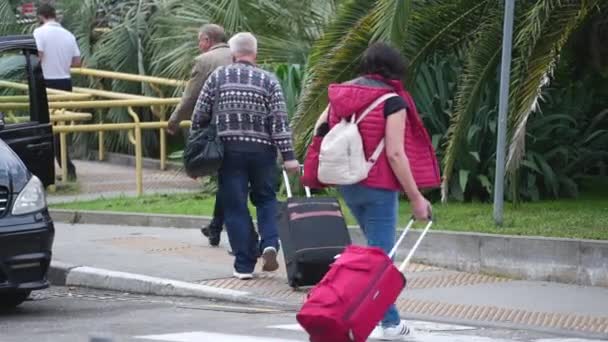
[82,0,337,154]
[149,0,337,81]
[1,0,336,155]
[292,0,608,202]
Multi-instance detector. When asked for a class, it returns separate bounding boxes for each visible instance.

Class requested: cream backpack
[318,93,399,185]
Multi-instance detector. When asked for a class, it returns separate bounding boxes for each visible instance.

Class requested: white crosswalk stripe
[135,321,604,342]
[270,321,603,342]
[136,331,301,342]
[271,321,507,341]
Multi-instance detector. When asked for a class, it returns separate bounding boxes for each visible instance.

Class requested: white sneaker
[262,246,279,272]
[379,322,414,341]
[233,271,253,280]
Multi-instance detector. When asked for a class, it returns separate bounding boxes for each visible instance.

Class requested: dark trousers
[210,190,224,227]
[219,149,280,273]
[209,175,259,243]
[45,78,77,179]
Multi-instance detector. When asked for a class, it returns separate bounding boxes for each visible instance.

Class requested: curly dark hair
[359,42,408,80]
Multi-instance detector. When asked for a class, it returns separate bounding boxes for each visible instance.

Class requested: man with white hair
[192,32,299,280]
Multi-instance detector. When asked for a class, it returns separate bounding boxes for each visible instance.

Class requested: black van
[0,35,55,308]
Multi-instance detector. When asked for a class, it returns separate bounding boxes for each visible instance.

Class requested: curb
[47,190,201,206]
[49,209,608,288]
[49,261,299,310]
[49,209,211,228]
[47,261,608,340]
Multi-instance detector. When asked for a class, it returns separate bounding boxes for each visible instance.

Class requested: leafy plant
[292,0,608,203]
[272,63,303,119]
[410,52,608,203]
[514,83,608,200]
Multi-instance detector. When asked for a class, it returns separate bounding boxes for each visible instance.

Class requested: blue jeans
[339,184,401,328]
[219,149,280,273]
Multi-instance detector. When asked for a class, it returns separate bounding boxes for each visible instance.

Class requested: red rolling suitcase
[296,218,433,342]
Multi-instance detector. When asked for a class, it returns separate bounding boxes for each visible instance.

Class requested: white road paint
[270,320,477,333]
[136,321,605,342]
[270,322,509,341]
[136,331,302,342]
[535,340,606,342]
[270,321,603,342]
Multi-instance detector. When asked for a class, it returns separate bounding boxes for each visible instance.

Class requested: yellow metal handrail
[50,112,93,122]
[0,68,193,195]
[53,120,192,195]
[0,98,180,110]
[0,94,92,102]
[72,87,157,100]
[0,80,74,95]
[67,68,186,171]
[71,67,186,87]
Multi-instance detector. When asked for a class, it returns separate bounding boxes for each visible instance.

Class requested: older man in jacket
[168,24,256,249]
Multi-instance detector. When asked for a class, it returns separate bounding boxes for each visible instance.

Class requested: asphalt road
[0,287,603,342]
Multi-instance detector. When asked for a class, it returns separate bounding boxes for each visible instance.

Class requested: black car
[0,35,56,308]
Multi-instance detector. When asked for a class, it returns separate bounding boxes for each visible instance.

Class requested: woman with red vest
[306,42,438,340]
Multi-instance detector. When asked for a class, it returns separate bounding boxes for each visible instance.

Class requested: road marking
[136,332,302,342]
[269,322,604,341]
[536,340,605,342]
[135,328,605,342]
[270,320,478,334]
[177,304,284,314]
[270,322,502,341]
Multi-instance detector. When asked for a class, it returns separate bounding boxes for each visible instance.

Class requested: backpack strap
[355,93,400,165]
[355,93,399,124]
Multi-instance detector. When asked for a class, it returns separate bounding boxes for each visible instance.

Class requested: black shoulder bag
[183,75,224,178]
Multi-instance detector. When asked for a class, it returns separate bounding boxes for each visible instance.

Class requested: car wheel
[0,291,31,309]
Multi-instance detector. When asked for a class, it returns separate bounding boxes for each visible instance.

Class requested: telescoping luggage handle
[282,166,312,199]
[388,216,433,273]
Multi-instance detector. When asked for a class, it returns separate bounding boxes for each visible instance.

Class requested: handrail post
[127,107,143,196]
[58,109,68,182]
[98,129,105,161]
[94,83,105,161]
[159,110,166,171]
[149,84,167,171]
[98,110,105,161]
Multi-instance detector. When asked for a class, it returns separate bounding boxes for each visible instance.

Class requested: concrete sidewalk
[50,222,608,340]
[48,160,199,204]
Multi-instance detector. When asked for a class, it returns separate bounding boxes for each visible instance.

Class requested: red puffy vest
[302,76,440,191]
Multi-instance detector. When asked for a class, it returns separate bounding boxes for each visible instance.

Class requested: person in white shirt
[33,3,81,181]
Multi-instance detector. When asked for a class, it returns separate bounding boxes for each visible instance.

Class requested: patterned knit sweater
[192,61,295,161]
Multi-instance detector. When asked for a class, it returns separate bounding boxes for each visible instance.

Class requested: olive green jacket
[169,43,232,124]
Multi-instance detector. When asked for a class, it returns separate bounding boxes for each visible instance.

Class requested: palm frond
[370,0,413,43]
[257,35,312,65]
[149,0,333,79]
[0,0,17,36]
[148,0,211,80]
[506,0,602,173]
[292,0,377,157]
[0,55,26,87]
[253,0,336,64]
[82,1,162,156]
[404,0,492,77]
[440,10,503,202]
[64,0,104,67]
[0,0,35,35]
[207,0,250,33]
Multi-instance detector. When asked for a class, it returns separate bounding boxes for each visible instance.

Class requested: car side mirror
[0,112,5,130]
